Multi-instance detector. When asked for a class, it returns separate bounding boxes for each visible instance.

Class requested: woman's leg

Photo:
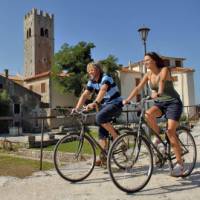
[145,106,163,135]
[167,119,183,165]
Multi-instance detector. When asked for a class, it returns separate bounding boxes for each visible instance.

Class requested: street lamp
[138,26,150,97]
[138,26,150,55]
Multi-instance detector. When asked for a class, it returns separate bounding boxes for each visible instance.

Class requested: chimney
[4,69,9,78]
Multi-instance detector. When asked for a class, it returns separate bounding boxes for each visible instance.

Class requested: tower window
[27,30,29,38]
[40,28,44,36]
[28,28,31,37]
[45,29,49,37]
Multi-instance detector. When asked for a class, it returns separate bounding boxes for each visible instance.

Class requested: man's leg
[101,122,118,140]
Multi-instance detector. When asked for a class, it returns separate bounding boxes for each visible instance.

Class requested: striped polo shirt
[87,73,122,105]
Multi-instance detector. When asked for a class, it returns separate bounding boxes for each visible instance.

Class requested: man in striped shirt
[73,61,123,165]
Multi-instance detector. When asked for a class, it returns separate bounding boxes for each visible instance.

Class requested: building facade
[0,74,41,133]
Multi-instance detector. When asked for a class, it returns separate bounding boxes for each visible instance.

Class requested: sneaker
[171,163,184,177]
[152,137,161,147]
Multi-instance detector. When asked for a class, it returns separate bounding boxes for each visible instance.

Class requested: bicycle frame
[72,111,112,159]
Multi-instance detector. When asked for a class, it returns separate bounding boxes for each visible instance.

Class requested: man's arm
[86,84,108,111]
[75,89,91,110]
[94,84,108,104]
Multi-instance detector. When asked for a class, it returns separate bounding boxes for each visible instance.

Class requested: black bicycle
[107,97,197,193]
[53,109,132,182]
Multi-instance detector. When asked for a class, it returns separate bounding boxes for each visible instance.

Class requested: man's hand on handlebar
[85,102,98,111]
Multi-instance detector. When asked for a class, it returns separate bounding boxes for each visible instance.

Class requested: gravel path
[0,121,200,200]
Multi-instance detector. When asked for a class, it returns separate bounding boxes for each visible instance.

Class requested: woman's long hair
[145,52,164,69]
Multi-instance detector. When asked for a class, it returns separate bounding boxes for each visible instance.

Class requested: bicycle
[107,96,197,193]
[53,109,132,182]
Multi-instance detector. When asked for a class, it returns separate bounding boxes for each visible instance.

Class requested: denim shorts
[154,98,183,121]
[96,102,122,139]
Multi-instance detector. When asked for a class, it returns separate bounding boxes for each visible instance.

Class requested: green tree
[52,42,122,97]
[52,41,95,96]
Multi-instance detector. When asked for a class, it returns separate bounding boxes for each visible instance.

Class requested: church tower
[24,8,54,78]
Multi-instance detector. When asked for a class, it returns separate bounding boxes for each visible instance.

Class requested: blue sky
[0,0,199,103]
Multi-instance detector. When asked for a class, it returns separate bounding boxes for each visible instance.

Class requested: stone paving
[0,121,200,200]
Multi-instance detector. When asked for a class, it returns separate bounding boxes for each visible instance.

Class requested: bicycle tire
[168,126,197,177]
[107,131,153,193]
[54,132,96,182]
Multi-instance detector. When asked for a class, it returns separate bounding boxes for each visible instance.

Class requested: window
[172,76,178,82]
[0,83,3,89]
[163,59,170,67]
[45,29,48,37]
[28,28,31,37]
[40,28,44,36]
[135,78,140,86]
[41,83,46,93]
[14,104,20,114]
[175,60,181,67]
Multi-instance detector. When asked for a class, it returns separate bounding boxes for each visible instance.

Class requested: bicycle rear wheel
[168,126,197,177]
[107,131,153,193]
[54,133,96,182]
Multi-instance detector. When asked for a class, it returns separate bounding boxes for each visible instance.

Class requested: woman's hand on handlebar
[123,99,130,105]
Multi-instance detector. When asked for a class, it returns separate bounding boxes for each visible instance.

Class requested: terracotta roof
[170,67,195,73]
[24,71,51,81]
[120,67,142,74]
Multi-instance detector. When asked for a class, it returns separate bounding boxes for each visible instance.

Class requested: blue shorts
[154,99,183,121]
[96,102,122,139]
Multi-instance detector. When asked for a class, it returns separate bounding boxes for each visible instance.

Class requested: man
[73,61,123,165]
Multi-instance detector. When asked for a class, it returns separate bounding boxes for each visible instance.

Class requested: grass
[43,130,99,153]
[0,153,54,178]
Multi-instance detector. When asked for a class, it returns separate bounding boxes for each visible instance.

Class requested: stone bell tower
[24,8,54,78]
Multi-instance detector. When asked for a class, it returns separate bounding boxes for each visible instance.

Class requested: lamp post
[138,26,150,56]
[138,26,150,96]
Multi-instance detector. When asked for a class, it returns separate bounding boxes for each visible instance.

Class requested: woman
[123,52,184,176]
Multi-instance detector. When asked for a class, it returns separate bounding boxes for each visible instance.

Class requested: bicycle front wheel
[168,126,197,177]
[107,131,153,193]
[54,133,96,182]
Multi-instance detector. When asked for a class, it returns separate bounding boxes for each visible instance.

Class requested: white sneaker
[171,163,184,177]
[152,137,161,147]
